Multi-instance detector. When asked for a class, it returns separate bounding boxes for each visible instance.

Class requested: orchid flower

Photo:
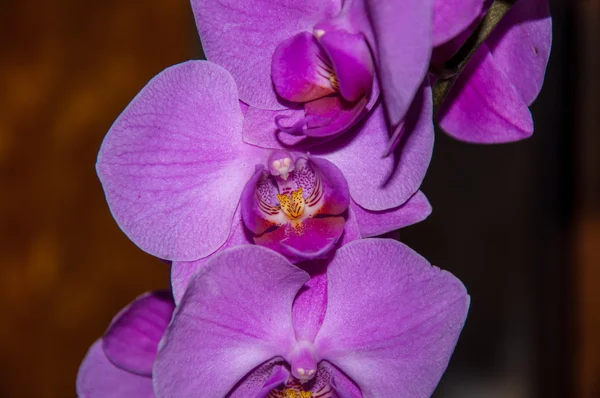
[154,240,470,397]
[97,61,433,293]
[192,0,484,144]
[436,0,552,143]
[77,291,175,398]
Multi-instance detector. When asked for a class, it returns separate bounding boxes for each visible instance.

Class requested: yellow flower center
[276,187,305,220]
[284,390,312,398]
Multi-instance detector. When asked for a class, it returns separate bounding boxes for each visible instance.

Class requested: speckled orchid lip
[241,150,350,262]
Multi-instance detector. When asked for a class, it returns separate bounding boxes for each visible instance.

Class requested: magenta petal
[438,44,534,143]
[254,217,346,262]
[272,32,336,103]
[97,61,261,261]
[77,340,154,398]
[314,239,470,397]
[317,29,374,102]
[321,83,434,211]
[365,0,434,126]
[487,0,552,105]
[432,0,483,46]
[170,206,251,305]
[154,246,308,398]
[192,0,340,109]
[103,291,174,376]
[350,190,432,237]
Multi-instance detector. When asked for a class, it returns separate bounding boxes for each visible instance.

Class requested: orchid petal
[319,83,434,211]
[97,61,260,261]
[192,0,340,109]
[103,291,174,376]
[301,95,368,138]
[308,156,350,215]
[292,265,328,342]
[339,207,362,245]
[365,0,434,126]
[241,166,276,236]
[321,362,362,398]
[170,206,251,305]
[350,190,432,237]
[154,246,309,398]
[317,29,374,102]
[438,44,534,143]
[243,106,307,149]
[77,340,154,398]
[272,32,336,103]
[254,217,346,262]
[228,360,291,398]
[433,0,484,46]
[487,0,552,105]
[315,239,469,397]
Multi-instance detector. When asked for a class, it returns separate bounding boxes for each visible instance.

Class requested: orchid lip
[241,153,350,262]
[270,27,375,140]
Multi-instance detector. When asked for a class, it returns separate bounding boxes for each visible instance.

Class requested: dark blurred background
[0,0,597,397]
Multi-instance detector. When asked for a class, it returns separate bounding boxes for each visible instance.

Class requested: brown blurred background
[0,0,597,397]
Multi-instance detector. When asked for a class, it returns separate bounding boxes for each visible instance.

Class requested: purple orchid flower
[97,61,433,285]
[436,0,552,143]
[77,291,175,398]
[192,0,485,144]
[154,239,470,397]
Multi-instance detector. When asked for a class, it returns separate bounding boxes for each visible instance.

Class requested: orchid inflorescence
[78,0,551,397]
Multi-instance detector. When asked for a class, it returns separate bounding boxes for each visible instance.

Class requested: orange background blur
[0,1,598,397]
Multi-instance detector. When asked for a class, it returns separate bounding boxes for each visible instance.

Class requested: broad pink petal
[433,0,484,46]
[96,61,261,261]
[365,0,434,126]
[487,0,552,105]
[77,340,154,398]
[319,83,434,211]
[170,206,251,305]
[254,217,346,262]
[438,44,534,143]
[154,246,309,398]
[350,190,432,237]
[272,32,336,103]
[315,239,470,397]
[103,291,174,376]
[192,0,340,110]
[317,29,374,102]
